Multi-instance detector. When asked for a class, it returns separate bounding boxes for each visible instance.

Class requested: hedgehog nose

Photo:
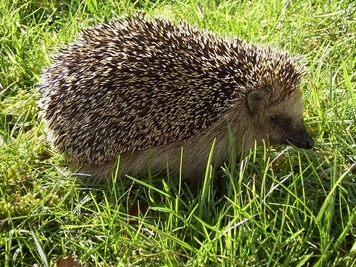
[303,136,314,149]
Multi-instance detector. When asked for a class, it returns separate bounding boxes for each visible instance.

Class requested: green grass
[1,0,356,266]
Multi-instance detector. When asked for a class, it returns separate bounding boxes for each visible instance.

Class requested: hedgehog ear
[247,90,268,116]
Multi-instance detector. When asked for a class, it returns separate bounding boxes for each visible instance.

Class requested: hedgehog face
[247,90,314,149]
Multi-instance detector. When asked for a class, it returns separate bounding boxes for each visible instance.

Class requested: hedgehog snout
[287,132,314,149]
[301,135,314,149]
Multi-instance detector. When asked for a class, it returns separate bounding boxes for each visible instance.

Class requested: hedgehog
[38,15,314,181]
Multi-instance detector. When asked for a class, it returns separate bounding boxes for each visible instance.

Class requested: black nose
[303,136,314,149]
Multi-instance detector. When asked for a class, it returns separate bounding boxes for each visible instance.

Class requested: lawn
[0,0,355,266]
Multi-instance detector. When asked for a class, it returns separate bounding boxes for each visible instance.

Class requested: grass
[1,0,355,266]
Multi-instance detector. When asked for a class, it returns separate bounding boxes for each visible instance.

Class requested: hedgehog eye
[270,115,278,121]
